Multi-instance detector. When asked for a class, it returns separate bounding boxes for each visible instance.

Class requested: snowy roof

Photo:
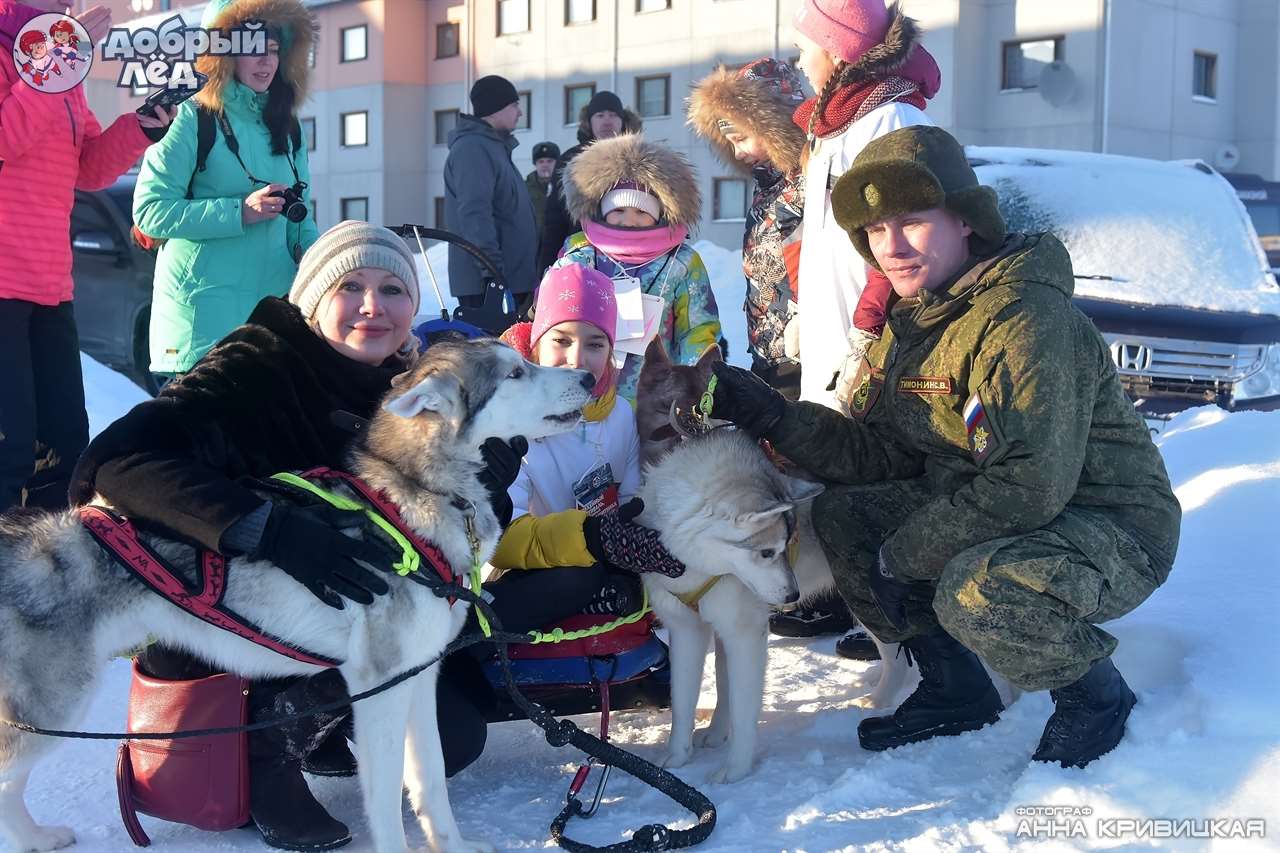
[119,0,343,33]
[968,146,1280,314]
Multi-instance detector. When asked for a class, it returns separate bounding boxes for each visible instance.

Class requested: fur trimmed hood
[576,105,643,145]
[194,0,317,114]
[563,134,702,229]
[827,2,940,97]
[687,60,807,176]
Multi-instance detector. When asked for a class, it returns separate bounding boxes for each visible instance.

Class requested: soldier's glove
[867,546,927,633]
[478,435,528,529]
[709,361,788,438]
[583,499,686,578]
[832,327,881,415]
[252,503,399,609]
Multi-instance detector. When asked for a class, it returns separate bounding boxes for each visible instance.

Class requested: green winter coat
[134,81,319,374]
[770,233,1181,582]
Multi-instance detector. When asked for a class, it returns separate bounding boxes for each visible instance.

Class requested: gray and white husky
[0,339,594,853]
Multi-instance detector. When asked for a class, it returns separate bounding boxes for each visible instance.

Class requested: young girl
[555,134,721,404]
[790,0,940,408]
[487,264,684,633]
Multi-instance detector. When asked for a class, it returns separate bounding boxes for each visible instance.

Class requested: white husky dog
[0,340,593,853]
[637,430,820,783]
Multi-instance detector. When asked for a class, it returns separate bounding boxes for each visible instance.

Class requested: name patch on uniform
[897,376,955,395]
[962,393,996,463]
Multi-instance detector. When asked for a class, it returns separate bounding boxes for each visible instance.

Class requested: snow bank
[41,387,1280,851]
[82,353,149,438]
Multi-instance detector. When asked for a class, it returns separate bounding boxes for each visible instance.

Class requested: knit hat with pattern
[288,220,420,319]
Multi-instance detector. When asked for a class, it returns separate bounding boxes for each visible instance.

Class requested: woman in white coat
[791,0,941,407]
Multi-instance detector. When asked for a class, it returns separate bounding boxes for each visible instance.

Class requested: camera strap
[215,112,306,264]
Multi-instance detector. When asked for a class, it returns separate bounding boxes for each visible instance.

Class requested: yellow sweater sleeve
[490,510,595,570]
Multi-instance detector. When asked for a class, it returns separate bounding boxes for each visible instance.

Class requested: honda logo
[1112,342,1153,372]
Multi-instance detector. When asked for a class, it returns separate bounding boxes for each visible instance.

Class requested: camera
[268,182,309,223]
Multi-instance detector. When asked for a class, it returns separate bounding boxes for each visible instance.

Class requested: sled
[391,224,520,338]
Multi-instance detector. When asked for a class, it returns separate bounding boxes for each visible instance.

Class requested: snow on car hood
[969,147,1280,315]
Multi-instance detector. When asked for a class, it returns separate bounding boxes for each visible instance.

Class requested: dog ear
[737,503,793,527]
[644,336,671,366]
[781,474,824,504]
[694,343,723,370]
[383,373,460,420]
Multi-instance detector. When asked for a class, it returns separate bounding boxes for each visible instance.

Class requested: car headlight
[1232,343,1280,405]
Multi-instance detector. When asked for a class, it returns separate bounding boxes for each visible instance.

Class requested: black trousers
[0,300,90,512]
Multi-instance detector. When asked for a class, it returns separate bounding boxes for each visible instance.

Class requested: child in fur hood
[552,134,722,404]
[688,57,807,400]
[791,0,941,410]
[487,265,684,631]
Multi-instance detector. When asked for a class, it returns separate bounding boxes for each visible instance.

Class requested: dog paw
[17,825,76,852]
[692,726,729,749]
[706,758,752,784]
[660,747,692,769]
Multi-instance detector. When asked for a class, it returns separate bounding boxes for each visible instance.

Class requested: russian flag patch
[963,393,995,463]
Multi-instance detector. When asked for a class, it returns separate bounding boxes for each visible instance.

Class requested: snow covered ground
[24,335,1276,851]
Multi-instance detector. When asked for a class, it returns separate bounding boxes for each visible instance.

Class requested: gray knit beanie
[288,221,420,320]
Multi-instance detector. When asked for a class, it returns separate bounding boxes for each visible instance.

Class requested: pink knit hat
[531,264,618,348]
[794,0,890,65]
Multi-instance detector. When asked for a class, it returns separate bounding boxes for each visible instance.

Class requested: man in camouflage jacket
[709,126,1181,769]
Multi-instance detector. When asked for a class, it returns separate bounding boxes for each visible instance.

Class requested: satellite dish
[1214,144,1241,171]
[1038,61,1077,108]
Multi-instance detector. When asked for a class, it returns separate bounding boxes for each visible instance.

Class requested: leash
[1,578,716,852]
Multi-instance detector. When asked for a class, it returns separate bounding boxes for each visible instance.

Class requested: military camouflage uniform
[769,233,1181,692]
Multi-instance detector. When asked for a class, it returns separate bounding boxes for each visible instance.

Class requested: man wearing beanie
[443,74,538,313]
[536,90,643,271]
[526,140,561,237]
[705,125,1181,771]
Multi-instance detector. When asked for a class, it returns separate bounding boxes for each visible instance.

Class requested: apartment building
[86,0,1280,249]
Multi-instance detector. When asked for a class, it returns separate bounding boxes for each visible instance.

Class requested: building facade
[86,0,1280,249]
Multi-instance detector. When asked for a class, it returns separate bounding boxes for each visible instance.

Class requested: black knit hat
[585,90,624,118]
[470,75,519,118]
[532,141,561,162]
[832,126,1007,270]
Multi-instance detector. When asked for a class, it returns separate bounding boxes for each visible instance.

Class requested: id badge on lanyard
[573,462,619,516]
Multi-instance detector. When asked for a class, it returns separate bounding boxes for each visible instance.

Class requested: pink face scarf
[581,219,689,266]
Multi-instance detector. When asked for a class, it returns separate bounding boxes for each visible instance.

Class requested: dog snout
[578,371,595,391]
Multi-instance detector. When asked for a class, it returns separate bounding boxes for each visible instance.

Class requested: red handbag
[116,660,251,847]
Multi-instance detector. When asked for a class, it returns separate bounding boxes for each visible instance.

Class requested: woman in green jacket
[134,0,319,376]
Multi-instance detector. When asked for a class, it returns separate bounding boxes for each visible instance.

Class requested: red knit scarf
[793,76,927,141]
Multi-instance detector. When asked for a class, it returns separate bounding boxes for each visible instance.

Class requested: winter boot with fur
[1032,656,1136,768]
[858,629,1003,751]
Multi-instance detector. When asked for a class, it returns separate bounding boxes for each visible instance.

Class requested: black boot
[250,760,352,850]
[302,717,357,778]
[1032,657,1136,768]
[858,630,1004,751]
[835,627,881,661]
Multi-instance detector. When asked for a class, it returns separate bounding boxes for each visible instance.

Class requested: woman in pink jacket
[0,0,171,511]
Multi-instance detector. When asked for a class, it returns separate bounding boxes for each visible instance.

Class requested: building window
[516,91,531,130]
[566,0,595,24]
[635,74,669,117]
[340,25,367,62]
[1001,37,1062,91]
[1193,51,1217,101]
[434,109,459,145]
[712,178,748,222]
[435,22,460,58]
[340,111,368,147]
[636,0,669,11]
[341,197,369,221]
[565,83,595,125]
[130,81,148,98]
[497,0,529,35]
[301,117,316,151]
[435,197,447,228]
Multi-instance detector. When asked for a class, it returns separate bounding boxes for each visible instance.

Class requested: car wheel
[132,306,160,397]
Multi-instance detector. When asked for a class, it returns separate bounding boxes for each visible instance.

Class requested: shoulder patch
[962,392,998,463]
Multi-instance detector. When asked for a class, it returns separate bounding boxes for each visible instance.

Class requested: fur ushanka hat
[562,134,702,230]
[195,0,317,114]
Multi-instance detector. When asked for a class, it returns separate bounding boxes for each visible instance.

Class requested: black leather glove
[251,503,399,609]
[478,436,528,528]
[709,361,788,438]
[583,499,686,578]
[867,546,928,633]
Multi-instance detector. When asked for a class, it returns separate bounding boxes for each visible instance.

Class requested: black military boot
[858,629,1004,751]
[302,717,357,778]
[1032,657,1137,768]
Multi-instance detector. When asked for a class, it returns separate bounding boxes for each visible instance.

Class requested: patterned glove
[478,436,528,528]
[583,499,686,578]
[832,327,881,415]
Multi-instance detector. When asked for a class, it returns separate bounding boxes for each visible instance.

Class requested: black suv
[70,173,157,394]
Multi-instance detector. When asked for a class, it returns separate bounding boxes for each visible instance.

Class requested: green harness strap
[525,586,651,645]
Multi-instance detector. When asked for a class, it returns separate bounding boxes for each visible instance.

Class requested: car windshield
[970,148,1280,314]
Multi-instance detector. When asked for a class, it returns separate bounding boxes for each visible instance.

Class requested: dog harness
[675,575,724,612]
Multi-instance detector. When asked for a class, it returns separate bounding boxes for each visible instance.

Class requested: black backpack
[131,107,302,252]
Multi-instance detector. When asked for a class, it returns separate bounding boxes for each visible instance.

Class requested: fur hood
[830,2,940,97]
[687,62,807,176]
[576,105,643,145]
[563,134,701,230]
[194,0,317,114]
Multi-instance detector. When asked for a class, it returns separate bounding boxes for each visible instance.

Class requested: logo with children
[10,13,92,93]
